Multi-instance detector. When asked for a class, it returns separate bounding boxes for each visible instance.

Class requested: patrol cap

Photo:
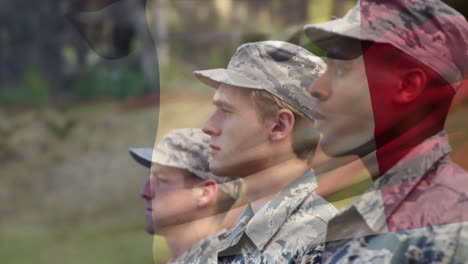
[193,41,326,118]
[129,128,242,199]
[304,0,468,91]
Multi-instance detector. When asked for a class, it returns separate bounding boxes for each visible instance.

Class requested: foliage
[303,42,325,57]
[158,61,183,92]
[158,61,210,93]
[208,46,233,69]
[301,34,326,57]
[71,64,150,100]
[0,65,50,107]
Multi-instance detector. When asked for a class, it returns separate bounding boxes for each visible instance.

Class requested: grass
[0,225,170,264]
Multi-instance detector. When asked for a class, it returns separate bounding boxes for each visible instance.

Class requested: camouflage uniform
[129,128,243,263]
[301,131,468,263]
[194,41,333,262]
[303,0,468,262]
[167,229,226,264]
[216,170,338,263]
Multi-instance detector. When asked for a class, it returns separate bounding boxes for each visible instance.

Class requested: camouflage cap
[304,0,468,91]
[129,128,242,199]
[193,41,326,119]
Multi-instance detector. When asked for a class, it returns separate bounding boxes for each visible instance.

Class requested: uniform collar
[171,228,227,264]
[245,169,318,250]
[346,131,451,232]
[219,203,255,249]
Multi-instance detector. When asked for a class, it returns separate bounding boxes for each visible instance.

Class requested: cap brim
[129,148,153,168]
[304,19,363,49]
[194,68,264,90]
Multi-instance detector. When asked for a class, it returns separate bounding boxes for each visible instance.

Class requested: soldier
[303,0,468,262]
[195,40,337,263]
[129,128,241,263]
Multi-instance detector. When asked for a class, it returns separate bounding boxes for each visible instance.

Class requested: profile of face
[139,163,199,234]
[309,42,377,158]
[202,84,272,177]
[310,41,425,158]
[309,56,374,157]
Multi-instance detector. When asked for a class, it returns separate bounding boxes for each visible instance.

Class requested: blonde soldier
[129,128,241,263]
[196,41,338,263]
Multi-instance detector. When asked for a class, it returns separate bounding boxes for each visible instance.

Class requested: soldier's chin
[145,222,155,235]
[209,161,236,177]
[319,138,336,157]
[320,138,353,158]
[321,136,376,158]
[151,222,166,235]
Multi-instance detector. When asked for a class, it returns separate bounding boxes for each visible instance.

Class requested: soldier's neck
[243,157,309,214]
[369,102,447,177]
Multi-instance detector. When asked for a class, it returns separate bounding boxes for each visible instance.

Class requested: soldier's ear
[269,109,295,141]
[394,68,427,104]
[197,179,218,208]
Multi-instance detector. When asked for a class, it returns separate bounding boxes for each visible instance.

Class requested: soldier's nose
[140,179,153,200]
[309,74,330,101]
[202,113,221,137]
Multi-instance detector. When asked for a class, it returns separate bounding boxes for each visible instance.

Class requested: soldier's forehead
[214,85,250,103]
[150,163,174,173]
[212,90,233,107]
[150,163,161,173]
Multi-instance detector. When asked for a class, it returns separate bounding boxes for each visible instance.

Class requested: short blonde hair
[250,90,318,162]
[251,90,304,118]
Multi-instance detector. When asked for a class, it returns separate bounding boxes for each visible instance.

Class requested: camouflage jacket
[217,169,338,263]
[302,131,468,263]
[168,229,227,264]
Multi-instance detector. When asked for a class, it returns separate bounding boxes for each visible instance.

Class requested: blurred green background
[1,0,468,263]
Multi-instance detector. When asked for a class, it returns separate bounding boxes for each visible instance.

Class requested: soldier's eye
[217,106,230,114]
[156,177,169,185]
[330,61,351,77]
[333,67,346,76]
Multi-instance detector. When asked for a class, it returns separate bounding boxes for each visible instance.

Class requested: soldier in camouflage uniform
[302,0,468,263]
[129,128,242,263]
[195,41,338,263]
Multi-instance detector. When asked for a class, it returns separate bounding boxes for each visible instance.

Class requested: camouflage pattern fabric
[167,229,227,264]
[167,202,255,264]
[194,41,326,119]
[304,0,468,91]
[301,131,468,263]
[130,128,242,199]
[211,169,338,263]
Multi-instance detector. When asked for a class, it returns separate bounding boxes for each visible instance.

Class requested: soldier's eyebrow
[150,167,160,177]
[150,168,170,181]
[212,97,235,111]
